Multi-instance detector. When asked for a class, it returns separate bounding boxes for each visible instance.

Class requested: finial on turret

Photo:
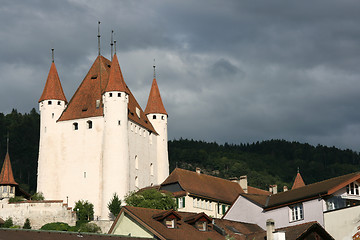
[153,59,156,79]
[110,30,114,61]
[97,21,101,56]
[297,166,300,173]
[114,40,117,55]
[51,48,54,63]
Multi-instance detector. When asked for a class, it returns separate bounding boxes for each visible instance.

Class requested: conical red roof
[39,62,67,103]
[104,54,128,93]
[0,152,18,186]
[145,78,167,115]
[291,172,305,190]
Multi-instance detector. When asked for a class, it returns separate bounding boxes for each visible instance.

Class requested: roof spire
[97,21,101,56]
[105,54,128,93]
[153,59,156,79]
[145,65,167,115]
[114,40,117,55]
[110,30,114,61]
[292,169,305,190]
[51,48,54,63]
[0,134,18,186]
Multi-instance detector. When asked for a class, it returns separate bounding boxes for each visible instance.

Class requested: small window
[196,221,207,231]
[135,155,139,169]
[48,100,52,105]
[109,93,113,97]
[347,182,360,195]
[57,101,61,105]
[2,186,6,193]
[165,219,175,228]
[10,187,13,193]
[136,107,140,118]
[84,172,87,178]
[135,176,139,188]
[52,113,54,119]
[153,115,156,119]
[87,120,93,129]
[150,163,154,176]
[118,120,121,126]
[96,100,100,108]
[289,204,304,222]
[73,122,79,130]
[178,197,185,209]
[118,93,121,97]
[161,116,165,120]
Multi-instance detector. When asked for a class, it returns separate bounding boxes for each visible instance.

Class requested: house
[37,49,169,219]
[108,206,333,240]
[223,171,360,240]
[159,168,270,218]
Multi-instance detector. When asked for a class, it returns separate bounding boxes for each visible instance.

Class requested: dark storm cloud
[1,0,360,150]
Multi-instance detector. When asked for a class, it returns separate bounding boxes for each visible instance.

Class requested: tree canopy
[124,189,176,210]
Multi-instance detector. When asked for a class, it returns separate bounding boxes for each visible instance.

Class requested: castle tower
[0,149,18,199]
[145,72,169,184]
[101,54,130,219]
[37,57,67,198]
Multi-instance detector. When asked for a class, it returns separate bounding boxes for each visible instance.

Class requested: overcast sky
[1,0,360,151]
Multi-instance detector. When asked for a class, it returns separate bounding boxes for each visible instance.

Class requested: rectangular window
[165,219,175,228]
[193,198,196,208]
[289,204,304,222]
[178,197,183,209]
[222,205,226,214]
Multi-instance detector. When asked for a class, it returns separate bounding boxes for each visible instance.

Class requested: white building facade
[37,53,169,220]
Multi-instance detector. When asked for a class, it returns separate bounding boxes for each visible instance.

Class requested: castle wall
[0,199,76,229]
[128,121,158,191]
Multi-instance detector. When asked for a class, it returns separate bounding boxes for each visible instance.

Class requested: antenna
[153,59,156,79]
[97,21,101,56]
[110,30,114,61]
[51,48,54,63]
[114,40,117,55]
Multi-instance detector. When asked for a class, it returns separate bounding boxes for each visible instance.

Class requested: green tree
[40,222,70,231]
[107,193,122,218]
[124,189,176,210]
[3,217,13,228]
[23,218,31,229]
[74,200,94,223]
[31,192,44,201]
[78,223,101,233]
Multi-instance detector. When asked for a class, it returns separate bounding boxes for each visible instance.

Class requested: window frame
[289,203,304,222]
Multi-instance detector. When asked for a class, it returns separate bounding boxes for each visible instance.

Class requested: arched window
[135,176,139,188]
[153,115,156,119]
[150,163,154,176]
[87,120,93,129]
[135,155,139,169]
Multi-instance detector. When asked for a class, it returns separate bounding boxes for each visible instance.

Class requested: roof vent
[136,107,141,118]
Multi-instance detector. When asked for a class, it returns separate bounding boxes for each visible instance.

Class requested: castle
[37,51,169,220]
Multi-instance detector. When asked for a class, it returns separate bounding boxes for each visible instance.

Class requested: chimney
[283,186,288,192]
[196,167,201,174]
[266,219,275,240]
[239,175,248,193]
[269,185,278,194]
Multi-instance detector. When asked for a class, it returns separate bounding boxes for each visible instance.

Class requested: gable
[112,212,154,238]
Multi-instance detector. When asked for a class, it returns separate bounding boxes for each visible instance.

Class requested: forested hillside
[1,109,360,194]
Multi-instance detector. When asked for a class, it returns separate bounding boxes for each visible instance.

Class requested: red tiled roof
[39,62,67,103]
[104,54,128,93]
[292,172,305,190]
[245,221,334,240]
[109,206,261,240]
[57,55,156,133]
[0,152,18,186]
[161,168,244,204]
[144,78,167,115]
[247,186,271,195]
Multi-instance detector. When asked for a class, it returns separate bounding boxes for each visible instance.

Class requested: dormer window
[196,221,207,231]
[153,210,181,229]
[184,212,212,232]
[346,182,360,195]
[165,219,175,228]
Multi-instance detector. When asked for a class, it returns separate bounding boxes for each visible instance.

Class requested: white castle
[37,52,169,220]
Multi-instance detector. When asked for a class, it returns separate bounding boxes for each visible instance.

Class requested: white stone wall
[0,199,76,229]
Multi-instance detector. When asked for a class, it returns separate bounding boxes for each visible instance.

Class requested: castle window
[161,116,165,120]
[143,130,146,137]
[153,115,156,119]
[57,101,61,105]
[109,93,113,97]
[136,107,140,118]
[135,155,139,169]
[118,93,121,97]
[52,113,54,119]
[150,163,154,176]
[118,120,121,126]
[135,176,139,188]
[87,120,92,129]
[84,172,87,178]
[73,122,79,130]
[48,101,52,105]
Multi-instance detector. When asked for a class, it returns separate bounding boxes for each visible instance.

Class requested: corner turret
[101,53,130,219]
[0,150,18,199]
[145,70,169,184]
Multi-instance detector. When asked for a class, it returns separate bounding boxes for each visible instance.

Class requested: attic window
[118,93,121,97]
[166,219,175,228]
[57,101,61,105]
[48,101,52,105]
[109,93,113,97]
[73,122,79,130]
[136,107,140,118]
[196,221,207,231]
[96,100,100,108]
[91,75,97,79]
[87,120,92,129]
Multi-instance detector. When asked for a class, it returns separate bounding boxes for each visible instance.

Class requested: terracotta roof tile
[0,152,18,186]
[57,55,156,133]
[39,62,67,103]
[104,54,128,93]
[214,218,263,240]
[247,186,271,195]
[292,172,306,190]
[144,78,167,115]
[161,168,244,204]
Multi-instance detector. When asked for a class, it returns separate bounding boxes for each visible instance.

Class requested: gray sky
[1,0,360,151]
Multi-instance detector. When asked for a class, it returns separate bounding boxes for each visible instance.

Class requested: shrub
[23,218,31,229]
[3,217,13,228]
[40,222,71,231]
[79,223,101,233]
[8,196,26,203]
[31,192,44,201]
[74,200,94,222]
